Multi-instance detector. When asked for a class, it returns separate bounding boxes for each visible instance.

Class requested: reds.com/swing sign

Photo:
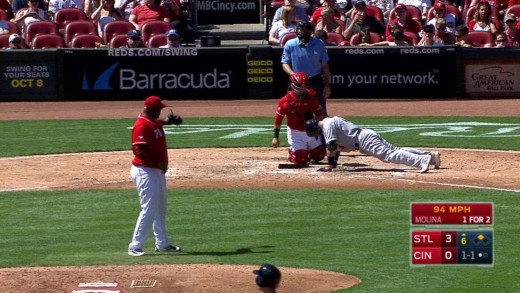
[60,48,248,100]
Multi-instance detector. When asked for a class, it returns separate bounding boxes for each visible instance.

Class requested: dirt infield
[0,99,518,292]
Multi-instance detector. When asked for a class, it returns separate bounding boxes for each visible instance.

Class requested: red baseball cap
[434,2,446,10]
[144,96,168,111]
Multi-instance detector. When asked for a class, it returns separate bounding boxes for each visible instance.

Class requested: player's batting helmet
[253,264,281,289]
[305,119,321,137]
[290,72,309,100]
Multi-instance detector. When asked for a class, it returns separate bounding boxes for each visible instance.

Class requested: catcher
[272,72,326,165]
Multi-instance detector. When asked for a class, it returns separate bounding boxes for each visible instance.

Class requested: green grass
[1,116,519,157]
[1,116,519,292]
[0,189,519,292]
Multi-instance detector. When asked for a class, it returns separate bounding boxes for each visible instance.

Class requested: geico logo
[247,69,273,74]
[247,60,273,66]
[248,77,273,82]
[119,68,231,89]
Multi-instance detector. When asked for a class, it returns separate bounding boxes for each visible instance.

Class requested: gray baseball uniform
[322,116,433,170]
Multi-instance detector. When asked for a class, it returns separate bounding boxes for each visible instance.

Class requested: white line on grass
[351,175,520,193]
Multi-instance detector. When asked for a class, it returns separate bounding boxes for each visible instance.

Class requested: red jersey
[385,18,422,41]
[131,4,169,27]
[274,89,322,131]
[131,113,168,169]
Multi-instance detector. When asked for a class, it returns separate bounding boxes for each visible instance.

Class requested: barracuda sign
[63,48,248,100]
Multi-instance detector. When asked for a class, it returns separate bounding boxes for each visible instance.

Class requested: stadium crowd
[0,0,194,48]
[267,0,520,47]
[1,0,520,48]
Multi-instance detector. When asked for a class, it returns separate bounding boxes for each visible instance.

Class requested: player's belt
[309,74,323,82]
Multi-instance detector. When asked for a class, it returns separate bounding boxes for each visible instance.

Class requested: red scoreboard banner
[411,203,493,225]
[411,230,493,265]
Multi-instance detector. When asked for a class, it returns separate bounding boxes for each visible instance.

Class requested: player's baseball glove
[167,114,183,125]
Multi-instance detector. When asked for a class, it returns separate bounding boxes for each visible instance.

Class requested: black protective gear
[296,21,314,42]
[254,264,281,289]
[326,140,337,151]
[305,119,321,137]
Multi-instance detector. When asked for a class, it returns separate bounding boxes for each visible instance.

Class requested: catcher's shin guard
[309,145,326,162]
[289,149,310,164]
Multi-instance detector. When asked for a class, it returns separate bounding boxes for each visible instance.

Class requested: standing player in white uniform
[128,95,183,257]
[306,116,441,173]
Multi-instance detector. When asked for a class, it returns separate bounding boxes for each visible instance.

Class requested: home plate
[269,170,299,174]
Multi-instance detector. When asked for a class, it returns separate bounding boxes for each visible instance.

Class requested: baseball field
[0,99,519,292]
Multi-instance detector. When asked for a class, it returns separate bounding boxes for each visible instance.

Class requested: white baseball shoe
[420,155,432,173]
[430,151,441,169]
[128,248,145,257]
[155,245,182,253]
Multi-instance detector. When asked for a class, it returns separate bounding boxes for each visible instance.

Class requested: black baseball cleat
[155,245,182,253]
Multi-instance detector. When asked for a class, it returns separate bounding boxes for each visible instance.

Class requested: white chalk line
[351,174,520,193]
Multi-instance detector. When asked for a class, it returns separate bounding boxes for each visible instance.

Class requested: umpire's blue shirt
[281,37,330,78]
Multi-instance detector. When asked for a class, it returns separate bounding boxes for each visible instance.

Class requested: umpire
[282,21,331,116]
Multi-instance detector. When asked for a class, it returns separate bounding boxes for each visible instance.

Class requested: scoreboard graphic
[410,203,494,266]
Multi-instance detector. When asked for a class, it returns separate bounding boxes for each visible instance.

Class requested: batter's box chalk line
[131,279,157,288]
[71,290,120,293]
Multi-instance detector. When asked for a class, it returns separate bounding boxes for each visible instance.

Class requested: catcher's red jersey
[131,113,168,169]
[275,89,322,131]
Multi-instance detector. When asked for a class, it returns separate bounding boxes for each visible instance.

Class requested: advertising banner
[60,48,248,100]
[0,51,58,101]
[196,0,261,24]
[464,63,520,97]
[272,46,460,99]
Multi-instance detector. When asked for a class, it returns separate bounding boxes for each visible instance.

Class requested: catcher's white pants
[129,165,171,250]
[287,128,323,152]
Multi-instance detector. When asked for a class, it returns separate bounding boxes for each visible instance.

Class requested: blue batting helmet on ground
[253,263,281,288]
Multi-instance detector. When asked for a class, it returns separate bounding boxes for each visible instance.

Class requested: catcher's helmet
[254,264,281,289]
[306,119,321,137]
[290,72,309,100]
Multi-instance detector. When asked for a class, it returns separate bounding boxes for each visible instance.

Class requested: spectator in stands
[161,0,180,22]
[417,23,438,45]
[396,0,431,20]
[385,3,422,41]
[426,2,457,32]
[316,6,344,33]
[273,0,310,23]
[159,28,181,47]
[0,0,12,19]
[116,0,136,19]
[48,0,86,17]
[129,0,170,30]
[170,0,195,45]
[366,0,394,22]
[310,0,342,25]
[454,24,474,47]
[342,0,384,40]
[360,26,411,45]
[467,1,498,34]
[84,0,100,19]
[91,0,124,35]
[269,5,298,45]
[11,0,46,15]
[494,31,509,47]
[469,0,507,18]
[503,13,520,46]
[4,33,23,49]
[13,0,50,33]
[0,19,10,35]
[122,28,145,47]
[432,18,455,45]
